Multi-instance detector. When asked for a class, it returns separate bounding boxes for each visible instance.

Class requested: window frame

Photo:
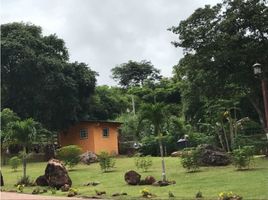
[80,129,88,140]
[102,128,109,138]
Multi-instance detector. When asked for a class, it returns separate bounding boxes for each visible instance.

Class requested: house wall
[59,122,95,152]
[59,122,119,155]
[93,123,119,155]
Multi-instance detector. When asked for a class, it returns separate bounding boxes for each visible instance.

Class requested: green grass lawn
[1,156,268,199]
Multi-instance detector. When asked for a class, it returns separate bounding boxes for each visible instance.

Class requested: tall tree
[111,60,162,88]
[169,0,268,127]
[1,22,97,130]
[139,103,168,181]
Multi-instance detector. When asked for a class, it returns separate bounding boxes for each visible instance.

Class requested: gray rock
[198,144,231,166]
[80,151,98,164]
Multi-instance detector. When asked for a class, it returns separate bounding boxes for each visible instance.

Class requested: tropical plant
[139,103,168,181]
[4,118,40,182]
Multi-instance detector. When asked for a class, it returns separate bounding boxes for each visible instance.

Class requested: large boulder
[198,144,231,166]
[80,151,98,164]
[35,159,72,189]
[35,175,48,186]
[0,171,4,186]
[124,170,141,185]
[45,159,72,189]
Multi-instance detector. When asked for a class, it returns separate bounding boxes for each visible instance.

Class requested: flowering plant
[140,188,152,198]
[218,191,242,200]
[17,184,25,193]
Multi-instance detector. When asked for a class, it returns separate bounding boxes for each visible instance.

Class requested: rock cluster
[124,170,175,187]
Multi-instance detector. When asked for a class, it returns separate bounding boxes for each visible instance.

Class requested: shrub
[9,156,21,171]
[57,145,82,169]
[134,154,153,172]
[181,147,200,172]
[98,151,115,172]
[232,146,254,170]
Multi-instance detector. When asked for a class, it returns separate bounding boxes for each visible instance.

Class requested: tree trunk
[215,128,225,151]
[228,118,234,149]
[221,121,230,152]
[22,146,27,180]
[249,96,265,128]
[158,134,167,182]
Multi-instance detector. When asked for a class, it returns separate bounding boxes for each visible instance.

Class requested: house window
[102,128,109,138]
[80,129,88,139]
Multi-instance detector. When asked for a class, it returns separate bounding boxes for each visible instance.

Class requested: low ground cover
[1,157,268,199]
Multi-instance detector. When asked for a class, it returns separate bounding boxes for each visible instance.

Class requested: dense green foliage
[98,151,116,172]
[1,22,97,131]
[169,0,267,127]
[88,86,130,120]
[57,145,82,169]
[164,0,268,153]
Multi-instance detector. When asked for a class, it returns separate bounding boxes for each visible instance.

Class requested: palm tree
[4,118,39,180]
[139,103,167,181]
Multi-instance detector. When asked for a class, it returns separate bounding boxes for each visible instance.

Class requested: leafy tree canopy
[111,60,162,88]
[169,0,268,126]
[1,22,97,130]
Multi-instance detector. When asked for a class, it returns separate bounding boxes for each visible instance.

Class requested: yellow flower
[228,191,233,196]
[219,192,224,197]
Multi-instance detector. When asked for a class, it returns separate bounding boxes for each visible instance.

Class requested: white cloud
[1,0,221,85]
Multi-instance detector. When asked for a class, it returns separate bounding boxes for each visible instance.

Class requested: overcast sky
[2,0,221,85]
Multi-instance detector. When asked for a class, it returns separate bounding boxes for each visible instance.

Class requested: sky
[1,0,221,85]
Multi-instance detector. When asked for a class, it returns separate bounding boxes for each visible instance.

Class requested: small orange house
[58,120,122,155]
